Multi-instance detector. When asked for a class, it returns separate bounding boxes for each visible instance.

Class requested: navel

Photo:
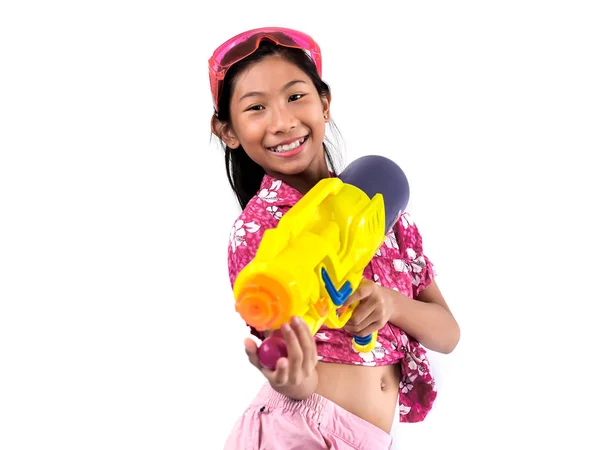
[380,378,388,391]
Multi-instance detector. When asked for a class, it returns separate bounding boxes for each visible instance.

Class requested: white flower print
[315,332,330,340]
[376,231,398,256]
[411,273,421,287]
[229,219,261,253]
[399,333,409,353]
[399,403,411,416]
[258,180,282,203]
[384,232,399,250]
[392,259,409,273]
[406,248,426,273]
[400,374,417,394]
[405,247,427,286]
[355,341,387,365]
[229,220,246,253]
[405,346,430,376]
[373,273,382,285]
[401,213,414,228]
[407,358,418,371]
[266,205,283,220]
[400,381,413,394]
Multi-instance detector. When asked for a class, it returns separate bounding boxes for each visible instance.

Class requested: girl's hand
[343,279,393,337]
[244,316,318,390]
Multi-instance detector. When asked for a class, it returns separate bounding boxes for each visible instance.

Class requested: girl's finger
[343,279,374,307]
[347,301,375,327]
[271,357,289,386]
[244,338,263,370]
[356,320,381,338]
[349,310,379,337]
[293,317,317,371]
[282,320,303,383]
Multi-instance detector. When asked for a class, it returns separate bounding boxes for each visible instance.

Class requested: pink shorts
[224,383,393,450]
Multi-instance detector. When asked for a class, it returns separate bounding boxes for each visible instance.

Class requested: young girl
[209,27,460,450]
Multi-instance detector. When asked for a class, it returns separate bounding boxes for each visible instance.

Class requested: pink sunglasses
[208,27,322,112]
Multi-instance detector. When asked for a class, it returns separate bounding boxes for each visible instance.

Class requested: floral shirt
[227,174,438,423]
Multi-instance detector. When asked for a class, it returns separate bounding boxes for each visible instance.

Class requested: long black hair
[213,39,341,210]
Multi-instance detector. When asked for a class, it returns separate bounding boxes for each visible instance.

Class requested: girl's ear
[321,93,332,123]
[211,115,240,149]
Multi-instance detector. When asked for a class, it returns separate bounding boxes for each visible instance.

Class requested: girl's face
[222,55,331,188]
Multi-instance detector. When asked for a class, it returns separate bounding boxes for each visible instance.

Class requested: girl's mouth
[267,135,309,154]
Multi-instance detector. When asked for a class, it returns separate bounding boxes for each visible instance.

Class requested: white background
[1,1,599,449]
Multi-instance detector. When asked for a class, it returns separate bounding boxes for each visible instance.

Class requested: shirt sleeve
[227,218,262,288]
[227,213,272,339]
[394,212,436,298]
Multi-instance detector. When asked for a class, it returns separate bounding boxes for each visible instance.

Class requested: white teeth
[270,136,306,153]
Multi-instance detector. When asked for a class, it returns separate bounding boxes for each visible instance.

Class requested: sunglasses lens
[218,36,258,66]
[217,32,301,67]
[211,30,319,110]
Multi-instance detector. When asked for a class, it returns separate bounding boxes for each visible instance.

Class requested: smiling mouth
[267,135,309,153]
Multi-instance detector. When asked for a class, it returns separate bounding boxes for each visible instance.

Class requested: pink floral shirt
[227,174,438,423]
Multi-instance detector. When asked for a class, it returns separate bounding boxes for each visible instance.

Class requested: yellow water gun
[232,155,410,367]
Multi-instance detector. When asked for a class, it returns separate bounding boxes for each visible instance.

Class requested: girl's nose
[268,106,298,134]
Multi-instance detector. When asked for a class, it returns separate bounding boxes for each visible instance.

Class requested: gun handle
[352,331,378,353]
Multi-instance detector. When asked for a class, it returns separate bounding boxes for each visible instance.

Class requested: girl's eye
[246,105,264,111]
[289,94,304,102]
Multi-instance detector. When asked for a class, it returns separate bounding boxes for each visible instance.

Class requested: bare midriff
[315,361,401,433]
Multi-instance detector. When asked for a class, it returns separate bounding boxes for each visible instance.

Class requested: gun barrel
[234,272,293,332]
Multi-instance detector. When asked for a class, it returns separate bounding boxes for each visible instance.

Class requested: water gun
[232,155,410,369]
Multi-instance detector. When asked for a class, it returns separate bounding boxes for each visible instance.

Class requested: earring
[324,113,328,120]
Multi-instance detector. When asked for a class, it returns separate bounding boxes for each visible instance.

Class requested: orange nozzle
[234,274,292,331]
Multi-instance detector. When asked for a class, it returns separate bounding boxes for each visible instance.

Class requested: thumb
[244,337,262,369]
[343,284,368,307]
